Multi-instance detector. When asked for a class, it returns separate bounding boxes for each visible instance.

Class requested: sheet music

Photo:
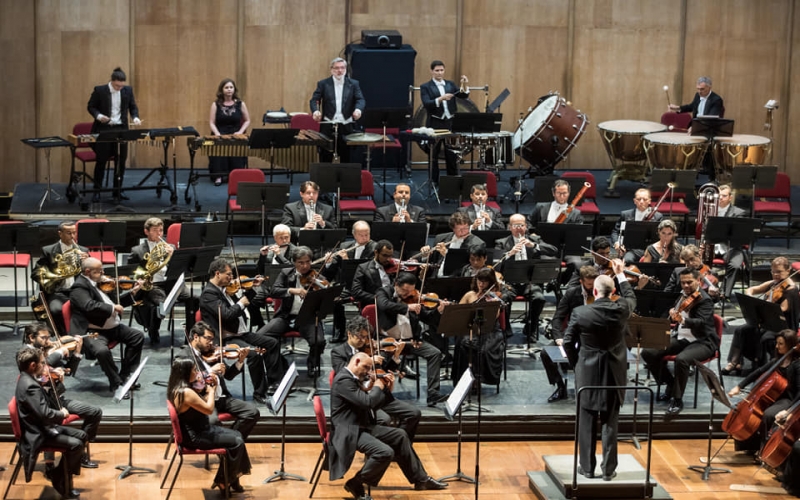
[160,273,185,318]
[445,368,474,418]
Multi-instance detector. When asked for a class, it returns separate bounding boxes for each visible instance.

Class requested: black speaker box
[361,30,402,48]
[346,43,416,110]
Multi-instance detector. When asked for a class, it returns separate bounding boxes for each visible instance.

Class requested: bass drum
[411,98,480,154]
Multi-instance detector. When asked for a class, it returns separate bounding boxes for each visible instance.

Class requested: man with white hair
[669,76,724,118]
[310,57,366,163]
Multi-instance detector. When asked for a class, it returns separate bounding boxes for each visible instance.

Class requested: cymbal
[345,132,384,142]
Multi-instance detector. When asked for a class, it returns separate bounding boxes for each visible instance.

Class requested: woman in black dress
[640,219,682,264]
[167,358,251,494]
[209,78,251,186]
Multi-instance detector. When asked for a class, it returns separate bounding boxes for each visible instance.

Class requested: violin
[99,276,137,293]
[361,369,395,393]
[670,290,701,323]
[201,343,264,364]
[225,275,261,295]
[299,270,331,291]
[767,278,794,304]
[48,332,98,356]
[697,265,719,291]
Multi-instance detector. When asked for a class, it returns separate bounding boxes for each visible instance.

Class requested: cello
[760,398,800,469]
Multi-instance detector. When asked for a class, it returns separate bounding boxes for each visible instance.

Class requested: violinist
[184,321,260,439]
[663,245,720,298]
[611,188,663,265]
[329,352,448,498]
[250,223,295,330]
[24,323,101,470]
[453,268,506,387]
[69,257,145,396]
[351,239,397,306]
[458,244,490,278]
[568,236,613,287]
[726,256,800,374]
[330,316,421,440]
[641,268,716,417]
[640,219,682,264]
[280,180,337,237]
[199,257,288,404]
[727,329,800,452]
[376,272,449,407]
[422,211,484,278]
[543,266,599,403]
[528,179,584,225]
[374,183,427,223]
[264,246,327,378]
[456,183,504,231]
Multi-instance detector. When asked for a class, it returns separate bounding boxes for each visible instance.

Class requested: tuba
[36,248,83,293]
[696,183,720,264]
[133,240,173,291]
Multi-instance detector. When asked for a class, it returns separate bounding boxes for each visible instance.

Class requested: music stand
[179,221,229,248]
[438,368,476,484]
[452,113,502,171]
[309,163,362,225]
[635,263,682,291]
[237,183,291,245]
[633,289,681,318]
[688,362,733,480]
[0,224,38,334]
[438,173,489,203]
[371,222,428,256]
[298,229,347,259]
[537,223,592,287]
[442,248,470,276]
[360,108,407,202]
[21,136,71,210]
[736,293,789,332]
[296,285,344,400]
[650,169,697,221]
[114,357,156,479]
[487,89,510,113]
[704,217,761,293]
[619,221,660,254]
[624,316,671,449]
[157,274,186,366]
[77,221,127,267]
[340,259,369,290]
[691,117,734,138]
[503,259,561,353]
[730,165,778,218]
[424,277,474,303]
[263,362,305,483]
[96,128,150,210]
[249,128,299,181]
[261,264,293,295]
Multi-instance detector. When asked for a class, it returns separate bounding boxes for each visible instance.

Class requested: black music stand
[179,221,229,248]
[164,245,223,329]
[619,221,660,253]
[453,114,500,171]
[298,229,347,259]
[503,259,561,352]
[691,117,734,138]
[21,136,71,211]
[731,165,778,218]
[736,292,789,332]
[442,248,470,276]
[704,217,761,293]
[424,277,474,303]
[650,169,697,222]
[249,128,299,181]
[624,316,671,449]
[237,183,290,244]
[438,173,489,204]
[309,163,362,225]
[371,222,428,256]
[296,285,344,400]
[537,223,593,286]
[77,221,127,268]
[114,357,156,479]
[0,224,38,334]
[95,128,150,210]
[689,362,733,480]
[438,368,476,484]
[263,362,305,483]
[360,108,407,202]
[635,263,682,291]
[633,289,681,318]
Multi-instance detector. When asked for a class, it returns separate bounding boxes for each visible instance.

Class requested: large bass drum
[511,93,588,174]
[411,98,480,154]
[643,132,709,171]
[711,134,772,184]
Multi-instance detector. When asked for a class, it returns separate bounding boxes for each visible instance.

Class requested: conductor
[563,258,635,481]
[310,57,365,163]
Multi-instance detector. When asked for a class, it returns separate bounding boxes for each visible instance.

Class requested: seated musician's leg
[670,340,715,410]
[541,349,567,402]
[215,396,260,440]
[724,249,744,299]
[412,341,445,405]
[115,324,144,382]
[83,333,122,390]
[355,430,395,487]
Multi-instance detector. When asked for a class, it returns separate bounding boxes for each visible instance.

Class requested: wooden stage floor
[0,439,790,499]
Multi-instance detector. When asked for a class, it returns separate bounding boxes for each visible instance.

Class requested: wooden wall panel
[0,0,36,191]
[786,1,800,179]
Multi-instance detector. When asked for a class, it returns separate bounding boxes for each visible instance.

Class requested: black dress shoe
[344,475,365,499]
[427,392,450,407]
[229,479,245,493]
[547,386,567,403]
[656,391,671,402]
[414,476,448,490]
[80,453,98,469]
[401,364,418,380]
[252,393,267,405]
[91,193,101,203]
[63,489,81,499]
[666,398,683,417]
[577,465,595,478]
[603,471,617,481]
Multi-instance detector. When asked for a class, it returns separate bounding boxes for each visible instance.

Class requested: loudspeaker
[346,43,416,110]
[361,30,402,48]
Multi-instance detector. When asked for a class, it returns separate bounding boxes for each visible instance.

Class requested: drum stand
[419,136,443,203]
[39,148,63,211]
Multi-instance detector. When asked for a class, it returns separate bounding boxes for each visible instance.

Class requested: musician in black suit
[528,179,584,226]
[611,188,664,264]
[641,268,717,417]
[199,258,287,404]
[15,347,87,499]
[374,183,427,223]
[251,223,294,330]
[280,181,337,237]
[69,258,144,396]
[328,352,447,498]
[419,60,469,183]
[662,245,721,298]
[183,321,260,439]
[563,260,635,481]
[330,316,421,440]
[669,76,724,118]
[86,67,142,201]
[310,57,366,163]
[713,184,748,298]
[423,212,485,278]
[25,323,101,469]
[31,221,89,335]
[351,240,396,306]
[456,183,504,231]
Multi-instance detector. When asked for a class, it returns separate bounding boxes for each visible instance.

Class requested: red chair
[656,314,724,409]
[309,395,329,498]
[660,112,693,133]
[166,223,181,247]
[0,221,31,331]
[754,172,792,248]
[271,299,309,356]
[649,182,692,239]
[560,171,600,234]
[459,170,502,212]
[339,170,377,221]
[72,122,114,188]
[75,219,116,264]
[360,304,419,398]
[225,169,266,230]
[290,113,320,132]
[161,400,229,499]
[4,397,71,499]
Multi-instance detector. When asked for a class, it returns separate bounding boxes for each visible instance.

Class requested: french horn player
[31,221,89,334]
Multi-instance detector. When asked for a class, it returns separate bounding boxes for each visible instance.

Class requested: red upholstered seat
[309,395,331,498]
[166,223,181,247]
[290,113,320,132]
[75,219,116,264]
[459,170,502,212]
[660,112,693,133]
[339,170,377,216]
[754,172,792,247]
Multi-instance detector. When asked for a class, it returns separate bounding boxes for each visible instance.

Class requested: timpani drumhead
[598,120,667,134]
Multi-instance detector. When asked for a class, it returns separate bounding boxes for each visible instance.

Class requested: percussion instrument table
[21,137,72,211]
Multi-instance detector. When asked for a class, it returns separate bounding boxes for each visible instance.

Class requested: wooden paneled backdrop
[2,0,799,192]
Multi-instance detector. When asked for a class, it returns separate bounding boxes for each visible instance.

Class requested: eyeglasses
[201,335,215,341]
[511,224,526,228]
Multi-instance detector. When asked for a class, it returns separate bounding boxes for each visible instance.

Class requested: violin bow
[39,291,64,343]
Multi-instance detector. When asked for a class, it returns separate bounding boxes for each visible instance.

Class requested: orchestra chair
[8,411,89,467]
[361,304,420,399]
[338,170,377,224]
[458,170,502,212]
[290,113,320,132]
[193,310,246,399]
[753,172,792,248]
[659,112,693,133]
[161,400,229,500]
[364,127,404,174]
[225,168,265,232]
[5,397,70,500]
[62,300,122,368]
[72,122,114,189]
[648,185,691,240]
[560,171,600,235]
[270,299,309,356]
[162,408,234,465]
[656,313,724,409]
[75,219,116,265]
[0,221,31,332]
[308,395,329,498]
[165,223,181,247]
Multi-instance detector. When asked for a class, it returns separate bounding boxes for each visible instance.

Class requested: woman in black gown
[167,358,251,494]
[640,219,682,264]
[209,78,251,186]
